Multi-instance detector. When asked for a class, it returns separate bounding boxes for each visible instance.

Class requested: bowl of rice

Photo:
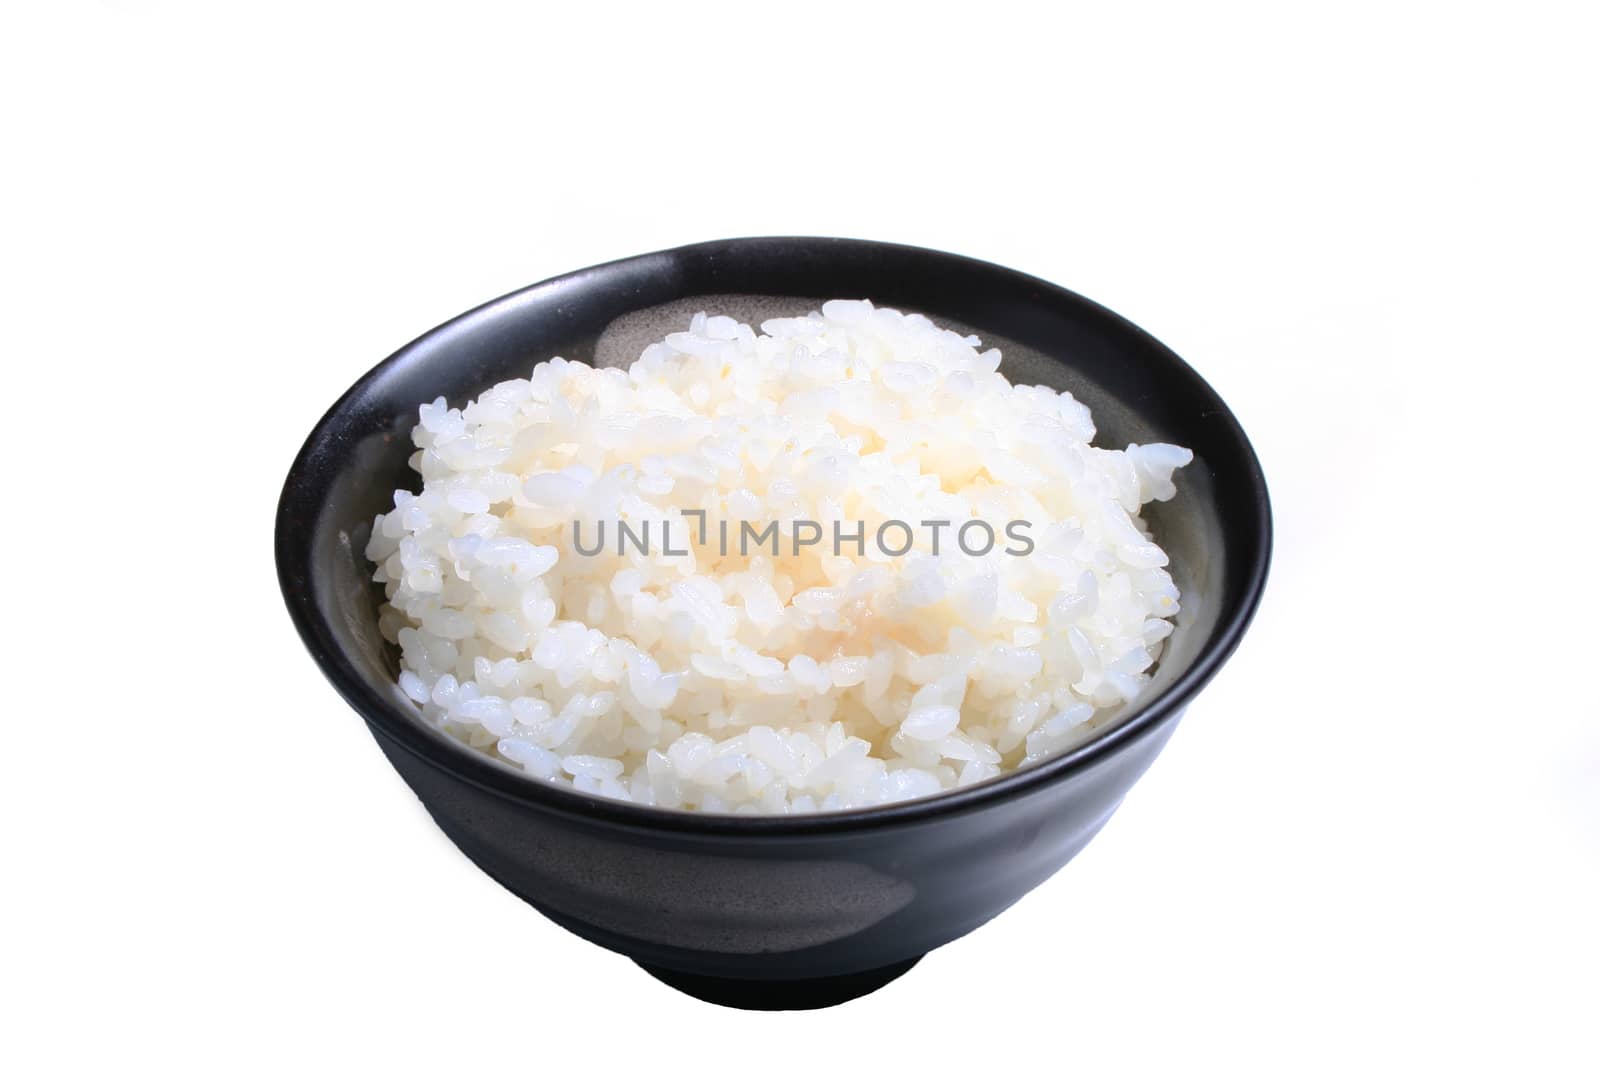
[276,237,1271,1009]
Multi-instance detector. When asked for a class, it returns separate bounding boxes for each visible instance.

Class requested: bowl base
[635,955,923,1010]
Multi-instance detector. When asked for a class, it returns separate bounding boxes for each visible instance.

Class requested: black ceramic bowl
[276,237,1270,1010]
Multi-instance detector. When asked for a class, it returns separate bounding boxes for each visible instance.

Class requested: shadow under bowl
[275,237,1271,1010]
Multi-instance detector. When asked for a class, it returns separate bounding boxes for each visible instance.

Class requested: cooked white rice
[367,300,1191,813]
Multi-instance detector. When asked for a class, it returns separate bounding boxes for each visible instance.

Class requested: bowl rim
[276,235,1272,837]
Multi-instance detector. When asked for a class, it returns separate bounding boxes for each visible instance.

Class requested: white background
[5,2,1596,1063]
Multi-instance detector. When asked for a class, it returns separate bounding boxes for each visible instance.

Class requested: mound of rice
[367,300,1191,813]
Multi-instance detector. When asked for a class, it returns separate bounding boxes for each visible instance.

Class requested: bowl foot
[635,955,924,1010]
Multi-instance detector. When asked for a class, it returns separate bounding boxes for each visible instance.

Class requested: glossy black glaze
[276,237,1271,1009]
[637,955,925,1010]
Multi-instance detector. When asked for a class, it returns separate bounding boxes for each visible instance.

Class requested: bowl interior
[279,238,1268,816]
